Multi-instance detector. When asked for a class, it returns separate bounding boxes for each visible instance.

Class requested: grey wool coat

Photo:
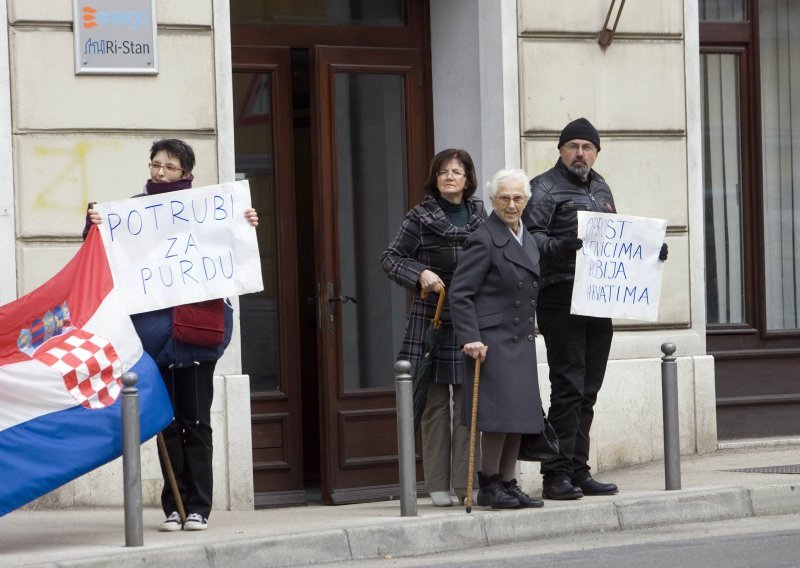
[449,212,544,433]
[380,194,486,385]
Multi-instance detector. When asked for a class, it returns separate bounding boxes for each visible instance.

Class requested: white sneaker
[430,491,454,507]
[158,511,182,532]
[183,513,208,531]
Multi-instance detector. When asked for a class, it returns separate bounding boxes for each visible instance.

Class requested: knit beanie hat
[558,117,601,150]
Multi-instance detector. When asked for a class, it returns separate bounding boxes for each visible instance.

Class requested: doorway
[231,1,431,506]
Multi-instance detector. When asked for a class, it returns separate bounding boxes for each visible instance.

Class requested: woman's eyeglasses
[149,162,183,174]
[494,195,527,206]
[437,169,466,179]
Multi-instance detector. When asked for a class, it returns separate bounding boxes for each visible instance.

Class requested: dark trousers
[158,361,215,519]
[537,282,613,483]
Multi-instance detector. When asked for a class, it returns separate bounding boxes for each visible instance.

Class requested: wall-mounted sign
[73,0,157,75]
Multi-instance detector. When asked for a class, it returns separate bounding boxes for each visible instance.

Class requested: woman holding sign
[449,168,544,510]
[85,139,258,532]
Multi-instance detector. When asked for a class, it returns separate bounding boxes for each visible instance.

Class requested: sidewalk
[3,442,800,568]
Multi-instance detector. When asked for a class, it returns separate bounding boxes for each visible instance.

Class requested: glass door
[232,46,306,506]
[312,45,427,503]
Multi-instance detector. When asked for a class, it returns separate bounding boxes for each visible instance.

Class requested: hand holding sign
[571,211,667,322]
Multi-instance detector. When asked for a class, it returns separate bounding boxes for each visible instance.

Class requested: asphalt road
[320,513,800,568]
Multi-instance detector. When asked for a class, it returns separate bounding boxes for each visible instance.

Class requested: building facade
[2,0,794,510]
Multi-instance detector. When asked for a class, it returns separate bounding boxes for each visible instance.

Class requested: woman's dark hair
[150,139,195,173]
[424,148,478,199]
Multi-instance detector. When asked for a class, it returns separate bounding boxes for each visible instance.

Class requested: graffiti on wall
[32,140,120,214]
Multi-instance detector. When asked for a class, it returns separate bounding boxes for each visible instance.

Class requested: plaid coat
[380,194,486,385]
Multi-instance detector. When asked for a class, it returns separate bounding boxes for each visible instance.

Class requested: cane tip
[466,506,472,514]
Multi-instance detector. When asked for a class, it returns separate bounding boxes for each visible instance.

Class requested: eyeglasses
[148,162,183,174]
[437,169,466,179]
[562,142,597,153]
[494,195,527,206]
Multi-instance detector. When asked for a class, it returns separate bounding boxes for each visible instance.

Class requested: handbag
[518,409,560,462]
[172,299,225,348]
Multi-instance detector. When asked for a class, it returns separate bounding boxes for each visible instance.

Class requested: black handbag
[518,410,560,462]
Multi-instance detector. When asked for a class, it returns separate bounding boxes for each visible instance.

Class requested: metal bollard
[395,360,417,517]
[660,343,681,490]
[121,371,143,546]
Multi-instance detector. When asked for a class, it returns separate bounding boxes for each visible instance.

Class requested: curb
[28,482,800,568]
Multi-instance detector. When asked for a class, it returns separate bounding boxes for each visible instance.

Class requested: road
[319,513,800,568]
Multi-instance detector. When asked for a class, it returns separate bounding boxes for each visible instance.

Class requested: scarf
[145,174,194,195]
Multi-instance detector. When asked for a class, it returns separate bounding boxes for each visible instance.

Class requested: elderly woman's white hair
[486,169,531,199]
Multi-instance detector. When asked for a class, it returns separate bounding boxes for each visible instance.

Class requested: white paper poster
[95,180,264,314]
[571,211,667,322]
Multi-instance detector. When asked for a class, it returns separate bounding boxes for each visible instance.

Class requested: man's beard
[568,162,590,179]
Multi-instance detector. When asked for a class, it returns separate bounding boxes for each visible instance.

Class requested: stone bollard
[395,360,417,517]
[121,371,143,546]
[661,343,681,490]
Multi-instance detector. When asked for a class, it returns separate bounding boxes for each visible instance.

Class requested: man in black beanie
[523,117,652,500]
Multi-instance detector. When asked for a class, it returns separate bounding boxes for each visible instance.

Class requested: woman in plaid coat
[381,148,486,506]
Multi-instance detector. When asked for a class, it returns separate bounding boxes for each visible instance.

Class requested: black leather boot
[503,479,544,508]
[476,472,519,509]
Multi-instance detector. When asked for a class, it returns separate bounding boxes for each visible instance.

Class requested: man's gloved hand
[659,243,668,261]
[548,236,583,259]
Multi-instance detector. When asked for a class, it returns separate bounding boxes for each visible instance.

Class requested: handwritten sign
[571,211,666,321]
[95,180,263,314]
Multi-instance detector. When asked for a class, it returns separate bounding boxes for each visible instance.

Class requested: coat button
[514,300,521,307]
[530,300,536,306]
[513,317,520,324]
[518,281,524,288]
[529,317,534,323]
[527,334,534,341]
[533,282,539,288]
[513,336,519,342]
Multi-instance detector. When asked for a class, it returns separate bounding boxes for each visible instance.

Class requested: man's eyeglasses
[149,162,183,174]
[562,142,597,153]
[437,169,466,179]
[494,195,527,206]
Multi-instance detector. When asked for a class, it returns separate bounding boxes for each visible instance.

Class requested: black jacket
[522,159,616,287]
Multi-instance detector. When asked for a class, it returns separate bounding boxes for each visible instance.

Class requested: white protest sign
[95,180,264,314]
[571,211,667,321]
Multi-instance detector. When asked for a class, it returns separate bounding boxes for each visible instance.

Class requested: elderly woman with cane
[381,149,486,506]
[449,168,544,509]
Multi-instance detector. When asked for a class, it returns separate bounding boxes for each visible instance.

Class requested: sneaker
[183,513,208,531]
[158,511,182,532]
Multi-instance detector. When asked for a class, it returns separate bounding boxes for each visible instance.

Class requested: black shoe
[503,479,543,508]
[573,476,618,495]
[476,472,519,509]
[542,478,583,500]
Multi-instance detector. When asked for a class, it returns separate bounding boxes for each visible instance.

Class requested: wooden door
[232,46,306,506]
[312,46,427,504]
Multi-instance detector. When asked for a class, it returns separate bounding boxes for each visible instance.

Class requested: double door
[233,45,428,505]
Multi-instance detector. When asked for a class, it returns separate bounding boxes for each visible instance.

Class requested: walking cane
[157,432,186,523]
[465,347,485,514]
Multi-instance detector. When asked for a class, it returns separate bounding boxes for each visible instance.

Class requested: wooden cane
[157,432,186,523]
[465,347,485,513]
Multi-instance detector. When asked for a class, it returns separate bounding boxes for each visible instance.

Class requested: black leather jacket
[522,159,616,287]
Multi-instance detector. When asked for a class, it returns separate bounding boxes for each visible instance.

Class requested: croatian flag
[0,227,172,516]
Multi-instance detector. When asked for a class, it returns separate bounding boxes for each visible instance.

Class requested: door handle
[324,282,357,332]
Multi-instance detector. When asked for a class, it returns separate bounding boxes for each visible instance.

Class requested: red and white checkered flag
[34,329,122,409]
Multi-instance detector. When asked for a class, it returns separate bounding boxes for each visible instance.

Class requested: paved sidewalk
[2,442,800,567]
